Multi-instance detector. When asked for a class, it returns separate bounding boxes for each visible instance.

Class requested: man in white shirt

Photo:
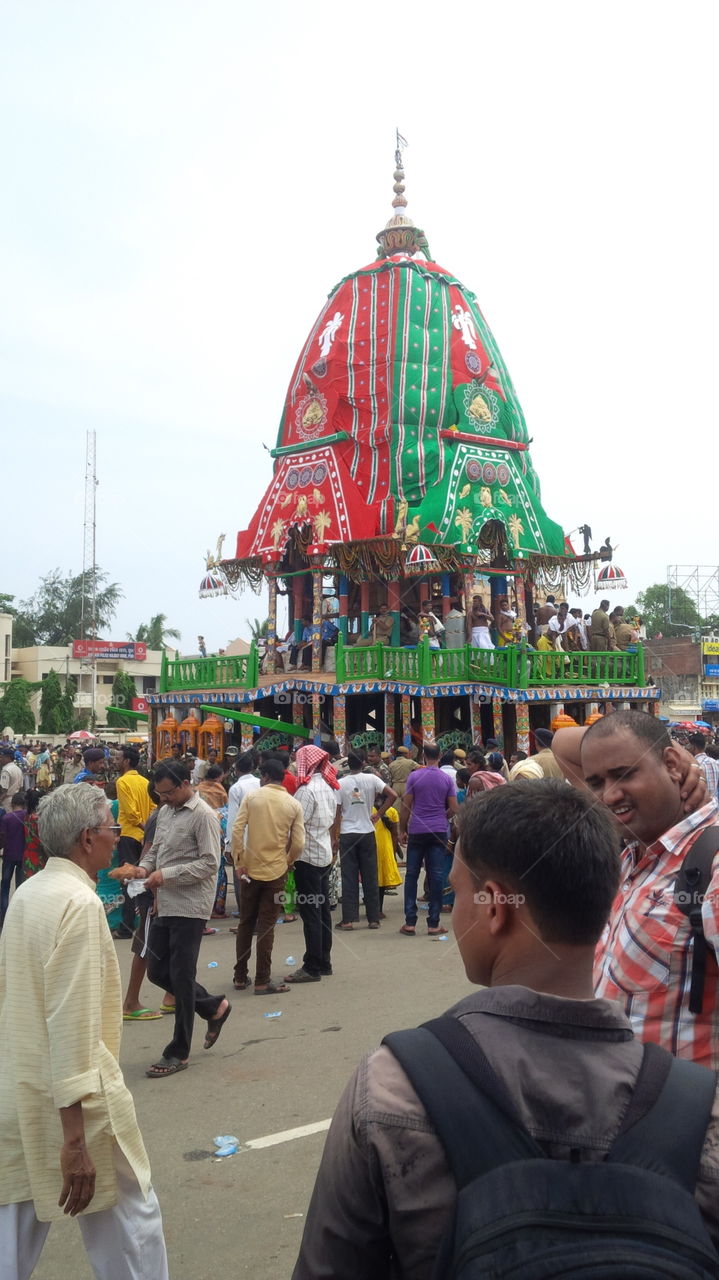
[0,747,22,812]
[285,746,341,984]
[225,753,261,915]
[564,608,588,651]
[336,753,396,929]
[547,602,569,650]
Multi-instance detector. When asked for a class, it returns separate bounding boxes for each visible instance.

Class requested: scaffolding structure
[667,565,719,630]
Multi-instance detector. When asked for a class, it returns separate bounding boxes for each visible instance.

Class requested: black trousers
[147,916,223,1061]
[117,835,143,935]
[294,860,332,975]
[339,831,380,925]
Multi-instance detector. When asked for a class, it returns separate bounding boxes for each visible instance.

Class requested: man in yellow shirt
[0,783,168,1278]
[232,757,305,995]
[115,746,155,941]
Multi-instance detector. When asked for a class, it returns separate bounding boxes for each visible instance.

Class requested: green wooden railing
[160,643,259,692]
[335,636,645,689]
[159,638,646,692]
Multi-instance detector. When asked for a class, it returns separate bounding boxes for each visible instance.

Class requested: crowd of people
[4,709,719,1275]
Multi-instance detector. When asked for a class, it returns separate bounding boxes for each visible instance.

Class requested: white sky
[2,0,717,650]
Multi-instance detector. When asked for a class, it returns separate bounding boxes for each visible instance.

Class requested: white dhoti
[0,1146,168,1280]
[471,626,493,650]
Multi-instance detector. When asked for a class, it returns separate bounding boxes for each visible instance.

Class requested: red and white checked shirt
[594,801,719,1067]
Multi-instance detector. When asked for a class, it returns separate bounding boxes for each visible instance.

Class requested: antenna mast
[81,431,98,725]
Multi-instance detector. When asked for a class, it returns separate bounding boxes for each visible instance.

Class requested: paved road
[33,894,469,1279]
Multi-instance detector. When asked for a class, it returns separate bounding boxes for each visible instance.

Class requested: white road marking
[244,1119,332,1150]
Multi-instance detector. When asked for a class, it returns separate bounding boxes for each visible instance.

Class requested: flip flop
[233,978,251,990]
[204,1001,232,1049]
[254,982,290,995]
[123,1008,161,1020]
[146,1057,188,1078]
[399,925,416,935]
[160,1003,176,1014]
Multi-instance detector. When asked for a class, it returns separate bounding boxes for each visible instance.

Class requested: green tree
[39,668,64,734]
[246,617,269,641]
[0,679,36,735]
[631,584,703,638]
[58,675,78,735]
[16,568,122,646]
[107,669,138,729]
[0,593,35,647]
[129,614,181,650]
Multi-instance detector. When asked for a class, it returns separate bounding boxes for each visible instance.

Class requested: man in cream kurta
[0,783,168,1280]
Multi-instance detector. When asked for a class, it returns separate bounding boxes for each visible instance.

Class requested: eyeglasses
[92,824,121,834]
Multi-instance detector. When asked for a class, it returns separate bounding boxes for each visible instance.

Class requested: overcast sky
[2,0,717,651]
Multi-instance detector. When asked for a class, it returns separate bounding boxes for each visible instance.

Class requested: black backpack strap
[674,825,719,1015]
[615,1041,672,1136]
[420,1014,521,1122]
[611,1051,717,1191]
[382,1024,544,1190]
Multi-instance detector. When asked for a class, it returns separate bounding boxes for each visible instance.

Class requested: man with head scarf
[285,747,341,984]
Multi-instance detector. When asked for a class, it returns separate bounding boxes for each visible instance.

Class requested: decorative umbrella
[596,563,627,590]
[405,543,440,575]
[198,571,228,599]
[68,729,97,741]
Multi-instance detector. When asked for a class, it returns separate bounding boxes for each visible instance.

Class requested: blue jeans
[404,833,449,929]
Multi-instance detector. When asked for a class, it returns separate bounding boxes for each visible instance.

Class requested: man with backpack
[293,779,719,1278]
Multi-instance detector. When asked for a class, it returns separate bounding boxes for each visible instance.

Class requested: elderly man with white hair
[0,784,168,1280]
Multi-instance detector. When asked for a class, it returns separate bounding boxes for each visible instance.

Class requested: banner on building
[72,640,147,661]
[132,698,150,714]
[703,641,719,656]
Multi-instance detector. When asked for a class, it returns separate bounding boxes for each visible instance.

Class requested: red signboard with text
[132,698,149,714]
[72,640,147,661]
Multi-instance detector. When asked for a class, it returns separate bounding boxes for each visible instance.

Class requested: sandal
[399,925,416,935]
[160,1003,176,1014]
[233,978,251,990]
[254,982,290,995]
[204,1001,232,1049]
[334,921,354,931]
[427,926,445,935]
[146,1057,188,1078]
[123,1008,161,1021]
[284,968,321,983]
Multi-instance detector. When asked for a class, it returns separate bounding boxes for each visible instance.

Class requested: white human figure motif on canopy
[318,311,344,359]
[452,304,477,351]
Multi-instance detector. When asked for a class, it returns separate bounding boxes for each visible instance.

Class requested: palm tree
[246,617,269,641]
[128,614,181,650]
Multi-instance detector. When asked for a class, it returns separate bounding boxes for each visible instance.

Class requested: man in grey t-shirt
[336,752,396,929]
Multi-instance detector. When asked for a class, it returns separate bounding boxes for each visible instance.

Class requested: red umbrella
[68,730,97,741]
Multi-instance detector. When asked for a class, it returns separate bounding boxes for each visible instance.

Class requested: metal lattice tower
[80,431,98,640]
[667,565,719,629]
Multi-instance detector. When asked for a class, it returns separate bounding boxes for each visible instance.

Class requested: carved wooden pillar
[333,693,346,755]
[311,567,323,673]
[265,576,278,675]
[515,701,530,753]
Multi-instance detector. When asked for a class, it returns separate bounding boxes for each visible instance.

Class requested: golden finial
[376,130,432,260]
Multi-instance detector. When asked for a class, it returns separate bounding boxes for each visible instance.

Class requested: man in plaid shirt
[688,732,719,801]
[582,710,719,1067]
